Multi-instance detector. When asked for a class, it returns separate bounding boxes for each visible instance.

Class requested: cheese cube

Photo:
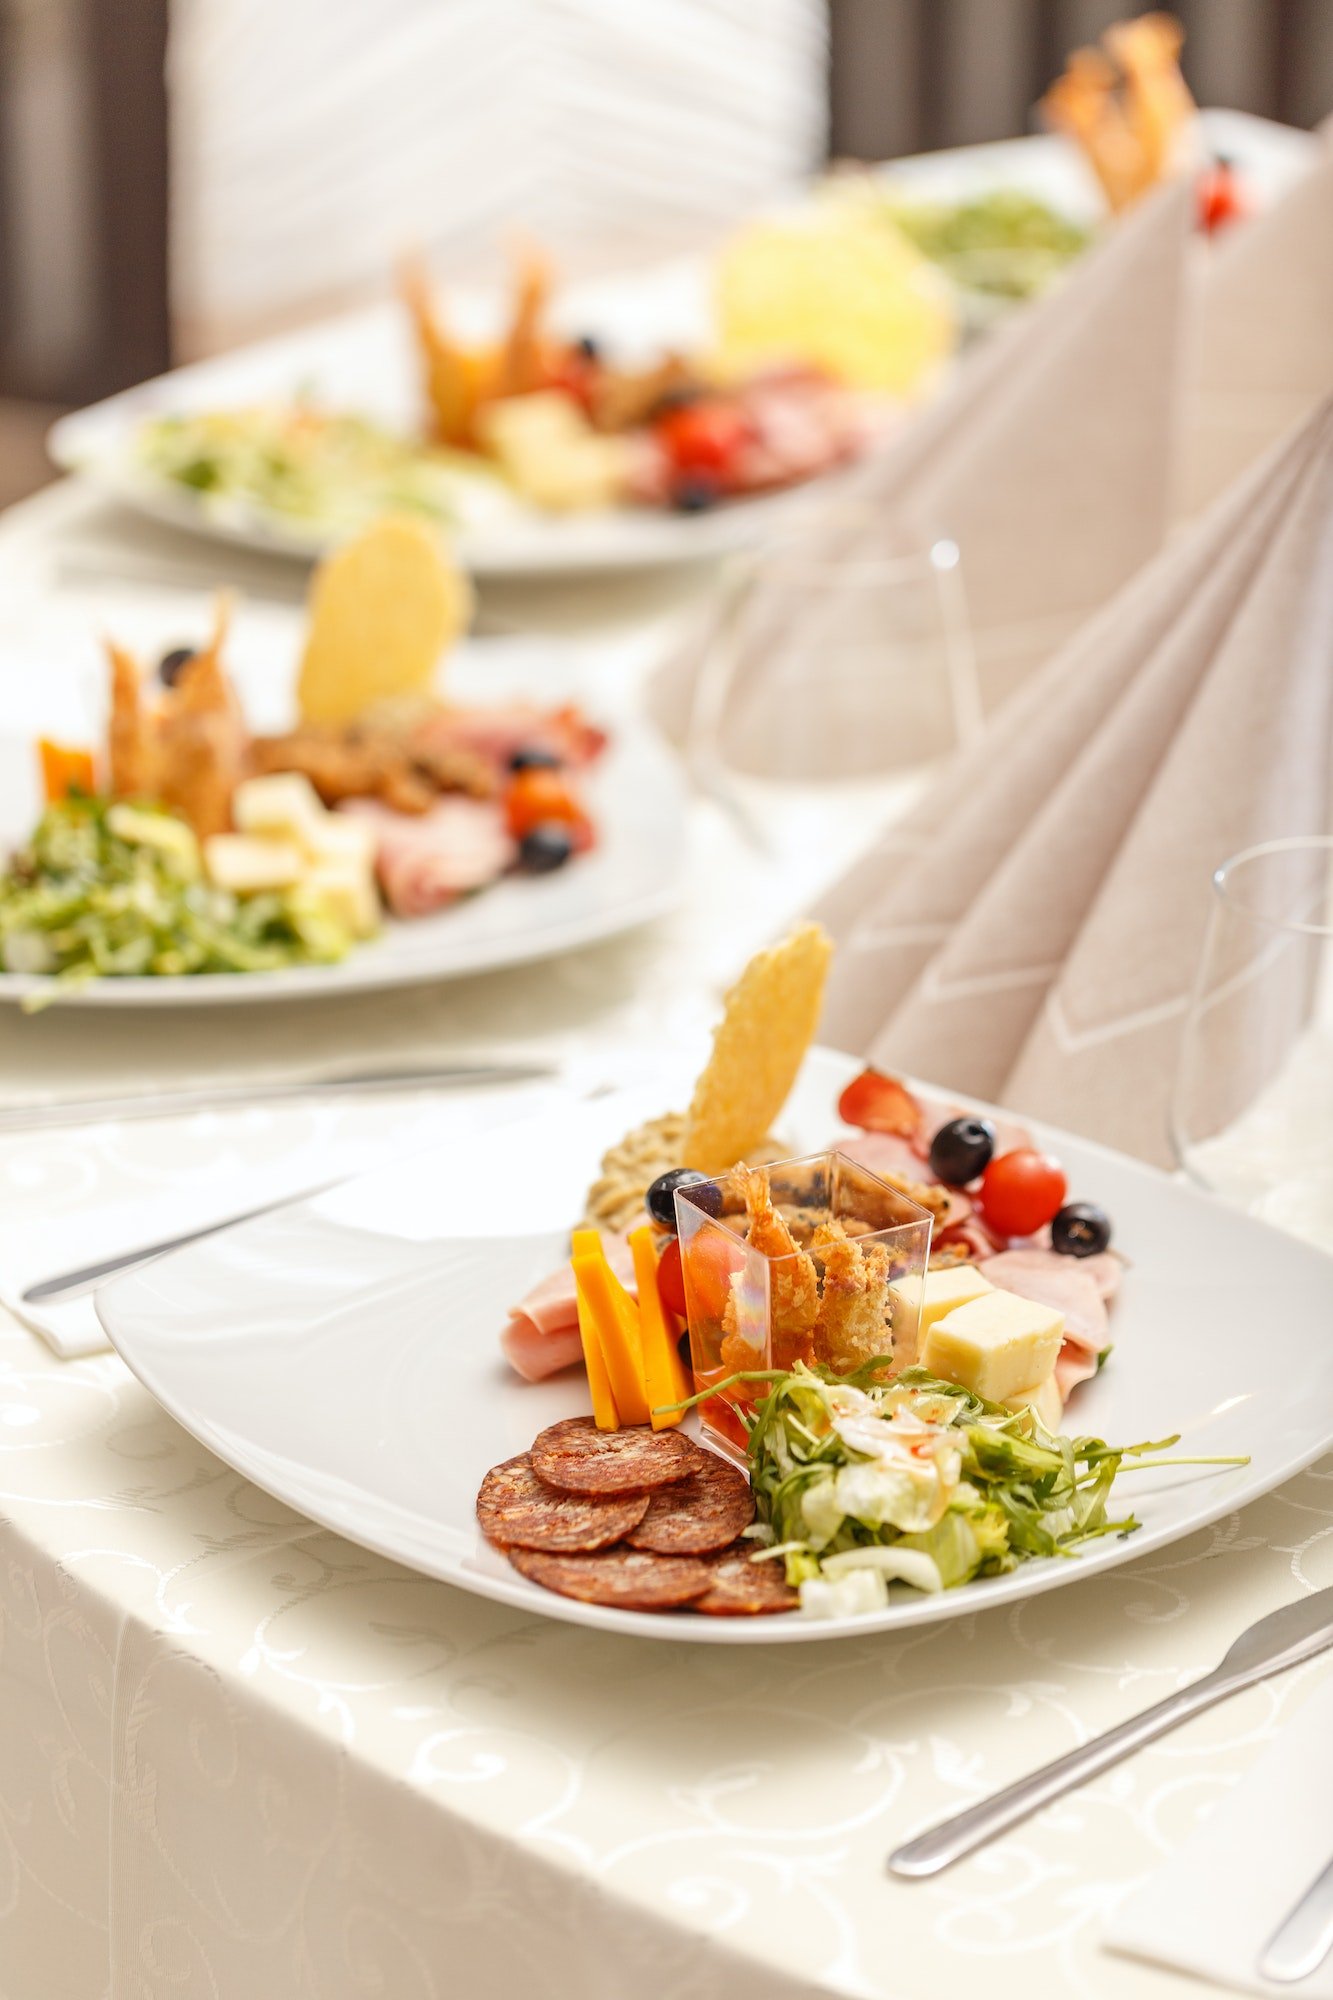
[299,813,377,868]
[888,1264,994,1366]
[204,834,305,893]
[922,1288,1065,1404]
[1004,1374,1064,1434]
[232,773,325,843]
[303,860,380,938]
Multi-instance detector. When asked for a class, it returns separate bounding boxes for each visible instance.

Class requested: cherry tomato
[656,1235,687,1318]
[975,1149,1068,1239]
[1196,157,1247,235]
[505,767,585,840]
[656,399,752,479]
[836,1067,921,1138]
[674,1230,737,1327]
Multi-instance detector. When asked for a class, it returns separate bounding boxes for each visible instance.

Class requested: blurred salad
[136,406,481,534]
[881,190,1090,302]
[688,1359,1220,1618]
[0,795,355,1002]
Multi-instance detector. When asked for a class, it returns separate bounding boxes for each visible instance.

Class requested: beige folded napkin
[649,178,1191,776]
[1179,147,1333,517]
[811,396,1333,1168]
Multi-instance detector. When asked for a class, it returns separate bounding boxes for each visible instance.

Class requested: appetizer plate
[95,1047,1333,1642]
[49,117,1316,578]
[0,592,686,1007]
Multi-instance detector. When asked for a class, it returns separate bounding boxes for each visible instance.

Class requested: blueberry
[158,646,196,687]
[646,1167,721,1232]
[928,1116,996,1186]
[508,746,562,773]
[517,823,575,874]
[672,477,719,514]
[1050,1202,1112,1258]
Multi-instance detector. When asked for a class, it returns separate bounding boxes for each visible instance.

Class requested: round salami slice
[694,1546,799,1617]
[508,1544,715,1610]
[626,1450,755,1554]
[477,1454,649,1552]
[530,1417,705,1495]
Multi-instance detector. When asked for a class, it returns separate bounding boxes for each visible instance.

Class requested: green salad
[0,796,354,1002]
[684,1360,1236,1618]
[886,190,1090,301]
[137,405,480,534]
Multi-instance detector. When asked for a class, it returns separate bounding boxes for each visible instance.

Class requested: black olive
[646,1168,721,1232]
[928,1116,996,1187]
[516,823,575,874]
[158,646,196,687]
[508,746,562,773]
[1050,1202,1112,1258]
[672,477,719,514]
[575,334,601,361]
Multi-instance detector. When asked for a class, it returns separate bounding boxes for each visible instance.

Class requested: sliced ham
[341,797,515,918]
[837,1129,934,1184]
[978,1248,1111,1397]
[412,703,602,772]
[912,1091,1036,1165]
[501,1232,636,1383]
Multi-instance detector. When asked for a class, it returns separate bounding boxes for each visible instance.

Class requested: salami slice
[477,1454,649,1552]
[694,1546,799,1617]
[508,1545,714,1610]
[531,1416,706,1495]
[626,1451,755,1554]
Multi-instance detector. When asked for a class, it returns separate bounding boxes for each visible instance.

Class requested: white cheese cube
[888,1264,994,1366]
[204,833,305,893]
[300,813,377,868]
[233,772,326,842]
[303,860,380,938]
[1003,1374,1064,1434]
[922,1288,1065,1404]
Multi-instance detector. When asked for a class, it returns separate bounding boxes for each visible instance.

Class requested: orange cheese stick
[573,1270,620,1431]
[38,738,96,804]
[570,1229,650,1427]
[628,1226,690,1430]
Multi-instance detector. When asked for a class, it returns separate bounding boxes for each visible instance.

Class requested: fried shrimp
[736,1166,819,1367]
[810,1220,894,1373]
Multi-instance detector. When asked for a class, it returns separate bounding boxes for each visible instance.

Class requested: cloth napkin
[1105,1671,1333,1997]
[810,396,1333,1168]
[1179,146,1333,518]
[648,177,1191,776]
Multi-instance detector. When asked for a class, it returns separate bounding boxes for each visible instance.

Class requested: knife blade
[888,1583,1333,1879]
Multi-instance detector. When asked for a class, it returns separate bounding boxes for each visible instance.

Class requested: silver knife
[0,1060,555,1135]
[1260,1850,1333,1984]
[888,1583,1333,1879]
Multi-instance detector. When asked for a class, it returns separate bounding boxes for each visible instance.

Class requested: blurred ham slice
[501,1232,636,1383]
[979,1248,1110,1397]
[413,703,603,771]
[913,1091,1036,1164]
[838,1129,934,1183]
[342,797,515,918]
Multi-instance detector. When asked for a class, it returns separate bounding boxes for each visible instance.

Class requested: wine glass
[1171,836,1333,1249]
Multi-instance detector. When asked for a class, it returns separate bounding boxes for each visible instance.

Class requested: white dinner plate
[49,117,1317,579]
[0,589,686,1007]
[95,1046,1333,1642]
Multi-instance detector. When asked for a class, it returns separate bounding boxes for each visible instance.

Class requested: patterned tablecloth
[1,484,1332,2000]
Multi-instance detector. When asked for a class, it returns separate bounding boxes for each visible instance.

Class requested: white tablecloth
[1,482,1331,2000]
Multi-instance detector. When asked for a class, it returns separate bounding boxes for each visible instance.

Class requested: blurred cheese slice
[1004,1374,1064,1434]
[889,1264,993,1366]
[922,1288,1064,1404]
[478,393,628,511]
[233,772,325,844]
[204,833,305,892]
[303,860,379,938]
[301,813,377,868]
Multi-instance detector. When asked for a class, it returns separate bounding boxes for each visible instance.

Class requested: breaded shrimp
[811,1220,894,1374]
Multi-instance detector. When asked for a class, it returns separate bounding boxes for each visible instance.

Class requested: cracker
[297,515,473,725]
[682,924,833,1173]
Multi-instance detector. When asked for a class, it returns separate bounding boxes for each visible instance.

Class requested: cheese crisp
[682,923,833,1174]
[297,515,473,725]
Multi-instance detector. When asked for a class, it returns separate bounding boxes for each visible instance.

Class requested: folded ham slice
[341,797,515,918]
[412,703,602,772]
[978,1248,1111,1399]
[502,1232,636,1383]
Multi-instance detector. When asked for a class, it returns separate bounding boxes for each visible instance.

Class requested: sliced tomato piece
[836,1067,921,1138]
[505,767,586,840]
